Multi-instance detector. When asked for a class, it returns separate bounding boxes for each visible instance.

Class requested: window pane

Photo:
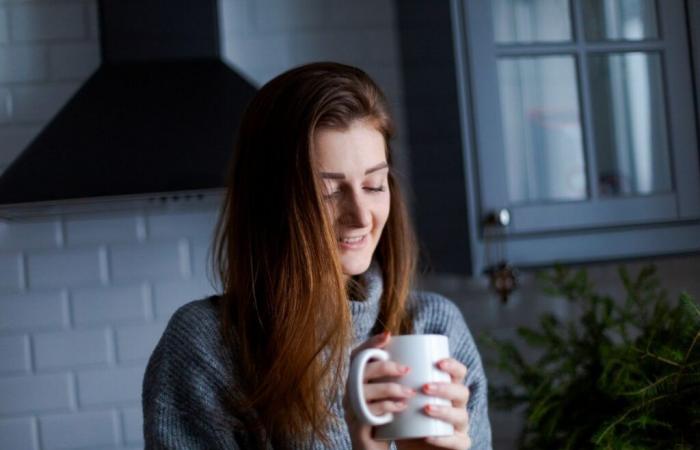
[588,52,671,197]
[583,0,658,41]
[498,56,587,204]
[493,0,572,43]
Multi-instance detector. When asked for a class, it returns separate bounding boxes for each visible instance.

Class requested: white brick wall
[0,416,38,450]
[10,3,86,42]
[0,334,30,374]
[1,1,698,449]
[40,410,118,449]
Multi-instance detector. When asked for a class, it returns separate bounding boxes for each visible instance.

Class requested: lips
[338,234,368,250]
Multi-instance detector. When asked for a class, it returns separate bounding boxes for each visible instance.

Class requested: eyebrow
[320,162,389,180]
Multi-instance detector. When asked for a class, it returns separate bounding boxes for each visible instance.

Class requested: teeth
[340,235,364,244]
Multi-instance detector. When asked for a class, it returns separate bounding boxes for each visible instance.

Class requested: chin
[340,256,372,276]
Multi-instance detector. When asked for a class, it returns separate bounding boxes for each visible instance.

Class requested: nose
[338,189,371,228]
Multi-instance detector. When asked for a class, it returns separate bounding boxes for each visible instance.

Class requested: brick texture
[76,366,144,407]
[0,373,72,414]
[0,292,67,332]
[0,417,37,450]
[39,411,117,450]
[71,284,147,325]
[33,328,110,370]
[0,219,59,251]
[109,241,185,282]
[0,46,48,83]
[64,214,139,246]
[146,209,218,240]
[0,334,30,374]
[26,247,102,289]
[121,407,143,445]
[115,322,166,363]
[11,3,86,42]
[0,251,21,292]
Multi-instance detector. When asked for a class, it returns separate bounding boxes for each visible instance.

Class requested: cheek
[323,200,340,224]
[374,196,391,231]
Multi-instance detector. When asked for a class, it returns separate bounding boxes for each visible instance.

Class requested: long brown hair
[212,62,418,445]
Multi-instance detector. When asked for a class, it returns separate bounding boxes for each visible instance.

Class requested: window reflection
[588,52,671,196]
[493,0,572,43]
[498,56,587,204]
[583,0,659,41]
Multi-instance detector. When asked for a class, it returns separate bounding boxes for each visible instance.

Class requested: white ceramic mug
[347,334,454,440]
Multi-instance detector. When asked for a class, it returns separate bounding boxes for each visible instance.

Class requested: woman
[142,62,492,449]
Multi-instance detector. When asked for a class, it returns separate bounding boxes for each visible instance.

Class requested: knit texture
[142,265,493,449]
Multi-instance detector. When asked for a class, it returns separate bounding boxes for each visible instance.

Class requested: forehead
[313,121,387,172]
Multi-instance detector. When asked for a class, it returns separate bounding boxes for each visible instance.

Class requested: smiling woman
[315,122,391,276]
[141,62,492,450]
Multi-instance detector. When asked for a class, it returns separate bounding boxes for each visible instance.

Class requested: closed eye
[323,185,386,199]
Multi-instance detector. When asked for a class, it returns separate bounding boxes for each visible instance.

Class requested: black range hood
[0,0,257,216]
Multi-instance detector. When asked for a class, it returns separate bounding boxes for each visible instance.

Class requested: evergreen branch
[620,372,678,397]
[594,394,672,444]
[487,265,699,448]
[682,293,700,319]
[632,346,682,368]
[683,331,700,366]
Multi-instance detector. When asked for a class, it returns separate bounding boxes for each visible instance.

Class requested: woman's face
[314,120,391,276]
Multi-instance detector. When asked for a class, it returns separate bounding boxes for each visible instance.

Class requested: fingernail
[402,386,414,396]
[439,360,449,370]
[399,365,410,374]
[425,404,434,413]
[423,383,435,393]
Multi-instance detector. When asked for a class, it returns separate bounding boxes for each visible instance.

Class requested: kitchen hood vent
[0,0,257,217]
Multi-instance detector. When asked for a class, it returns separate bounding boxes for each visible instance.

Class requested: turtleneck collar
[349,261,384,343]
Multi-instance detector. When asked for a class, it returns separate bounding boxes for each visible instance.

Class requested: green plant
[482,264,700,449]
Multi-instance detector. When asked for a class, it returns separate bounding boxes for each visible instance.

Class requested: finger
[350,331,391,359]
[422,382,470,407]
[425,432,471,450]
[424,404,468,432]
[365,382,415,402]
[364,359,410,382]
[437,358,467,384]
[368,399,408,417]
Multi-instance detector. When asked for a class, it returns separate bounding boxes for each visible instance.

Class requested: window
[448,0,700,273]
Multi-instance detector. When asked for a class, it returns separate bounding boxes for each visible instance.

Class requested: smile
[338,234,368,249]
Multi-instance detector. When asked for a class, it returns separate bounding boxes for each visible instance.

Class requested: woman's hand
[343,331,414,450]
[398,358,471,450]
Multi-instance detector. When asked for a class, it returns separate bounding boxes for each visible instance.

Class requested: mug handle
[347,348,394,426]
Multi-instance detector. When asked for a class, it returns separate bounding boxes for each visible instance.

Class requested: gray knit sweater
[142,266,493,449]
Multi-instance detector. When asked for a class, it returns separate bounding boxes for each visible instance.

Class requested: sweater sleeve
[142,299,242,449]
[413,293,493,450]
